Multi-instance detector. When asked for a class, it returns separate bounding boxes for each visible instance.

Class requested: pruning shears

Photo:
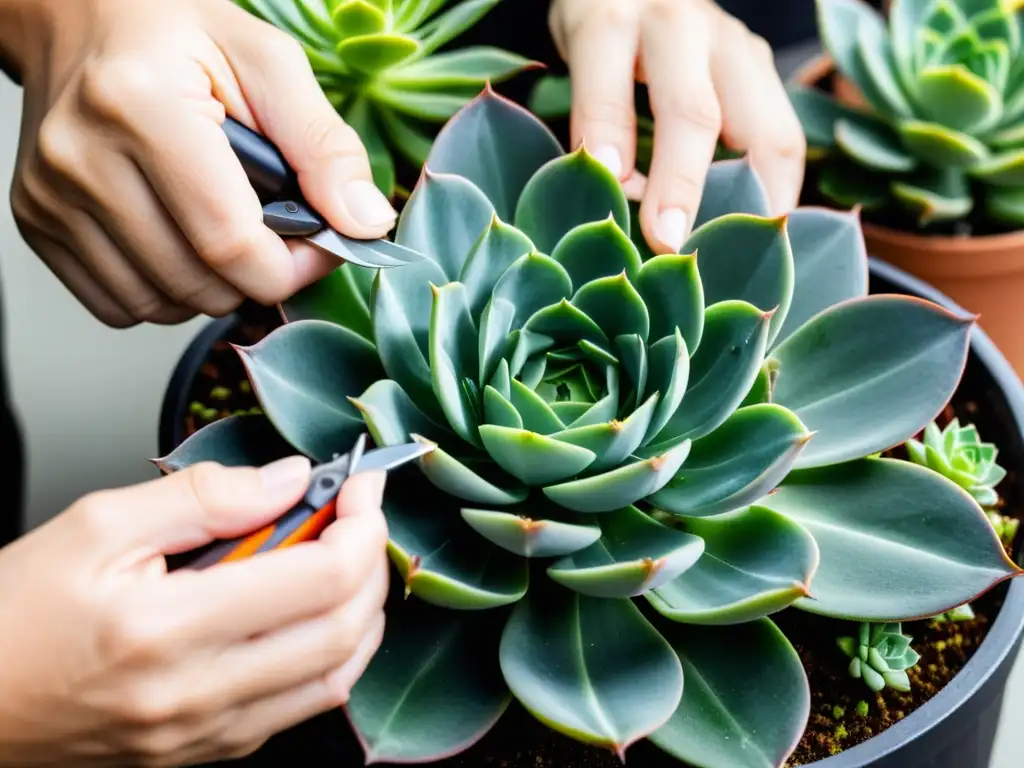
[172,435,433,571]
[222,116,420,269]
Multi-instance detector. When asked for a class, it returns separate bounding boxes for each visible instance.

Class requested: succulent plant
[233,0,533,196]
[931,601,977,621]
[988,509,1021,546]
[789,0,1024,228]
[905,418,1006,505]
[157,88,1022,768]
[838,622,921,692]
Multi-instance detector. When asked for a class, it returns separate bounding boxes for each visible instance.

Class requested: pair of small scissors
[222,117,421,270]
[172,435,432,571]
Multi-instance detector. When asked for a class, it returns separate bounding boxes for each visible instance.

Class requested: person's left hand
[549,0,807,254]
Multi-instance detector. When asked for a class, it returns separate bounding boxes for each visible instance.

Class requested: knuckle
[125,294,172,324]
[658,93,722,134]
[36,114,79,178]
[70,491,122,545]
[183,461,231,509]
[127,722,190,761]
[645,0,686,24]
[100,610,171,668]
[302,113,365,167]
[81,56,158,122]
[197,222,263,271]
[749,32,774,62]
[264,30,309,69]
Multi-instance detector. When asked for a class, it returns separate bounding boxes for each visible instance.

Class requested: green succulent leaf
[650,618,810,768]
[985,185,1024,224]
[898,119,990,168]
[772,208,868,348]
[835,117,918,171]
[515,148,630,254]
[787,83,868,149]
[427,88,563,222]
[347,591,510,764]
[634,253,704,351]
[891,169,974,225]
[152,414,294,472]
[377,106,434,166]
[551,216,642,288]
[917,64,1002,133]
[653,301,772,444]
[461,506,601,558]
[385,479,528,609]
[543,438,692,514]
[552,394,660,473]
[816,0,887,91]
[491,253,574,329]
[763,458,1022,620]
[684,214,793,345]
[739,364,773,408]
[349,378,452,448]
[236,320,384,462]
[429,282,482,446]
[279,263,374,340]
[693,158,771,230]
[770,295,973,468]
[344,97,396,196]
[385,47,534,88]
[478,425,597,486]
[332,0,386,38]
[499,585,684,756]
[855,12,914,118]
[642,330,692,444]
[817,159,891,210]
[970,147,1024,186]
[414,0,503,57]
[648,404,812,519]
[459,217,537,318]
[337,32,420,73]
[371,86,473,121]
[528,73,572,118]
[413,437,528,506]
[547,506,705,598]
[646,505,818,625]
[571,272,650,344]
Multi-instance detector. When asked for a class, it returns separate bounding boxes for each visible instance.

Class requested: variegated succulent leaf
[905,417,1006,505]
[232,0,534,195]
[790,0,1024,226]
[837,621,920,692]
[159,87,1020,768]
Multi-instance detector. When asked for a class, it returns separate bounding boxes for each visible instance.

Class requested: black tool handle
[223,117,297,199]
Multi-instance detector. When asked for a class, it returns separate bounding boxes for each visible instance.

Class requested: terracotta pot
[791,53,1024,378]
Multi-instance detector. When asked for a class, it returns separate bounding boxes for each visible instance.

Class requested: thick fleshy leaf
[892,170,974,225]
[522,299,609,350]
[684,215,793,346]
[739,364,773,408]
[499,586,683,756]
[772,208,868,348]
[835,117,918,171]
[543,438,692,513]
[384,47,534,87]
[461,506,601,558]
[510,379,565,434]
[347,592,510,764]
[770,295,973,468]
[650,619,810,768]
[491,253,573,329]
[917,64,1002,133]
[693,158,771,230]
[152,414,294,472]
[237,320,384,462]
[349,379,452,448]
[572,272,650,344]
[514,148,630,254]
[646,505,818,625]
[648,404,811,519]
[551,394,659,472]
[817,159,891,209]
[854,12,914,118]
[378,106,434,166]
[344,97,395,195]
[373,87,472,121]
[653,301,772,444]
[279,263,374,340]
[970,148,1024,187]
[986,186,1024,224]
[412,435,528,505]
[643,330,691,444]
[336,32,419,73]
[547,506,704,598]
[787,83,866,148]
[332,0,386,38]
[385,479,528,609]
[528,73,572,117]
[635,253,704,351]
[426,87,563,221]
[550,216,642,288]
[459,216,536,318]
[478,299,517,385]
[479,425,596,485]
[816,0,886,88]
[429,282,481,446]
[763,458,1022,620]
[898,119,990,168]
[414,0,503,56]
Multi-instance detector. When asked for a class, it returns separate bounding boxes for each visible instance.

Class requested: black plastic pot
[159,259,1024,767]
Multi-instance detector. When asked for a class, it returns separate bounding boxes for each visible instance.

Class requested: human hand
[0,457,389,767]
[2,0,396,328]
[549,0,807,253]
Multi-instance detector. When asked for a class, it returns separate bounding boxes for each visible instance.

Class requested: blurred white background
[0,65,1020,766]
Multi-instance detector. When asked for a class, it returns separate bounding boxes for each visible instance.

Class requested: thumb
[84,457,312,556]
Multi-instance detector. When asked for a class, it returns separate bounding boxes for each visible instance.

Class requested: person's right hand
[0,457,389,767]
[3,0,397,328]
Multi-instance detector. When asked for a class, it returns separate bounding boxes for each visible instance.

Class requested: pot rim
[156,260,1024,767]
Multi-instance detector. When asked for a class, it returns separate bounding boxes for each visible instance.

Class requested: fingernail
[340,470,387,516]
[654,208,687,253]
[341,180,397,228]
[591,145,623,179]
[259,455,311,490]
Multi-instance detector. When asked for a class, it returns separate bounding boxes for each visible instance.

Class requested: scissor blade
[355,442,435,473]
[305,228,425,268]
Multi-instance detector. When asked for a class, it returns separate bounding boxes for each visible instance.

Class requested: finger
[711,25,805,215]
[325,470,387,528]
[638,4,721,253]
[217,18,398,240]
[563,9,640,179]
[207,557,388,706]
[324,601,387,701]
[287,239,347,290]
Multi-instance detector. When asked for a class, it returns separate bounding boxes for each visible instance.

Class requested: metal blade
[304,228,425,268]
[354,441,435,473]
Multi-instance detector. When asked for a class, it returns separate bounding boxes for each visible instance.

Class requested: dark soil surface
[183,326,1021,767]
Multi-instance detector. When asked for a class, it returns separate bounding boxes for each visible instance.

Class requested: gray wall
[0,72,1019,766]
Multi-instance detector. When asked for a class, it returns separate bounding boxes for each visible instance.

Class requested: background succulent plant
[233,0,533,196]
[905,418,1006,505]
[838,622,921,692]
[789,0,1024,229]
[157,88,1022,768]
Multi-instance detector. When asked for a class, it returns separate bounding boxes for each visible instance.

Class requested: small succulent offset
[790,0,1024,228]
[233,0,533,196]
[838,622,921,692]
[905,418,1007,506]
[158,89,1022,767]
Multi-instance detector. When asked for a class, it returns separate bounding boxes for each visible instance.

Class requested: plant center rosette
[157,87,1022,768]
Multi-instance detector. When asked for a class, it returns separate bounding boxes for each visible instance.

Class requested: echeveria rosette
[906,418,1006,505]
[838,622,921,692]
[155,88,1023,768]
[790,0,1024,227]
[233,0,534,196]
